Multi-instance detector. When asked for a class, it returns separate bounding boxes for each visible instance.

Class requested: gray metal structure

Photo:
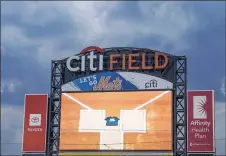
[46,47,187,156]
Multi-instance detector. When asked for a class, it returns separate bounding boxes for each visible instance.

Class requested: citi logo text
[145,79,158,88]
[66,46,169,72]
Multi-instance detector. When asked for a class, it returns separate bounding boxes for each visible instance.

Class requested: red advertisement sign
[22,94,48,152]
[187,90,215,152]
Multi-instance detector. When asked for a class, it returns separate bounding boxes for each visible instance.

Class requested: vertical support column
[173,56,187,156]
[47,61,63,156]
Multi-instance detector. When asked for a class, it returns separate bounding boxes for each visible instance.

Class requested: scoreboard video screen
[59,90,172,151]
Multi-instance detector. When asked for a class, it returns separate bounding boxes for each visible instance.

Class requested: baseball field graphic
[59,91,172,151]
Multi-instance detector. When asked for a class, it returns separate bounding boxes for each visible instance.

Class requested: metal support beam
[173,56,187,156]
[47,61,63,156]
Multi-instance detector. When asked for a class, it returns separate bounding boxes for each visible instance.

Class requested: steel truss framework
[47,48,187,156]
[174,56,187,156]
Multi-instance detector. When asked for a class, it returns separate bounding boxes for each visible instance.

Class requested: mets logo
[93,76,122,91]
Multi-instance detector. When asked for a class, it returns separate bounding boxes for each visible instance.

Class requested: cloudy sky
[1,1,225,155]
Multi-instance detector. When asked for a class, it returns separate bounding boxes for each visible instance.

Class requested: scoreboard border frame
[46,47,187,156]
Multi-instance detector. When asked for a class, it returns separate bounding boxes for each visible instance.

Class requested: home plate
[100,131,123,150]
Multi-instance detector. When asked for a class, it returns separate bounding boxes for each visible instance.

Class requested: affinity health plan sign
[187,90,215,153]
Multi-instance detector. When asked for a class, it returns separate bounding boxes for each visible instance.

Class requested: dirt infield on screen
[60,91,172,151]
